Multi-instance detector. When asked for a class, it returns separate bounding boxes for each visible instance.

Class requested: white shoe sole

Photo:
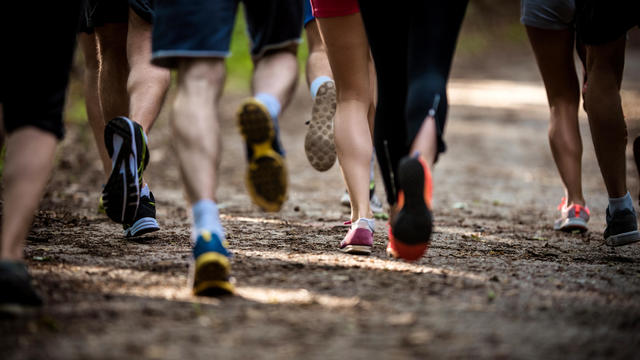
[605,230,640,247]
[340,245,372,255]
[305,81,337,172]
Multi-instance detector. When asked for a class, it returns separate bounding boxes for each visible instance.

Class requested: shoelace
[557,197,590,217]
[557,197,567,211]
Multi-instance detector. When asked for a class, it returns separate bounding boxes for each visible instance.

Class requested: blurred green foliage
[225,6,309,91]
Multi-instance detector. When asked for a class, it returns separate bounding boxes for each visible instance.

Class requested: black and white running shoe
[123,191,160,237]
[102,116,150,225]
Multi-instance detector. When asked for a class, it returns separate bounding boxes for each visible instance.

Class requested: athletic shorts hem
[313,8,360,19]
[151,50,230,68]
[252,38,301,58]
[5,123,65,140]
[521,17,571,31]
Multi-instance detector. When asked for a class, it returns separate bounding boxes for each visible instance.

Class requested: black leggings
[358,0,468,205]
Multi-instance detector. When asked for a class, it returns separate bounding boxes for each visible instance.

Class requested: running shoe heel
[192,231,234,296]
[193,252,234,296]
[392,157,433,245]
[237,99,288,212]
[102,117,147,224]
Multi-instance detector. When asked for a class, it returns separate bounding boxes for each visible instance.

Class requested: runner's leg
[95,23,130,125]
[1,129,57,260]
[305,20,332,87]
[173,59,225,202]
[316,13,373,222]
[79,33,111,176]
[127,8,171,134]
[584,36,627,198]
[526,26,585,206]
[251,48,299,114]
[405,1,467,165]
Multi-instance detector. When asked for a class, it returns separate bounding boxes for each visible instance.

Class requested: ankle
[566,197,586,207]
[352,217,375,232]
[609,191,634,214]
[191,199,224,240]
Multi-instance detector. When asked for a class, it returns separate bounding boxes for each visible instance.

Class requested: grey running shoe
[305,80,337,172]
[553,198,589,233]
[604,207,640,246]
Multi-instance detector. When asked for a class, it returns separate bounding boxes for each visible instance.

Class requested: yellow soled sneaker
[191,230,234,297]
[237,98,288,212]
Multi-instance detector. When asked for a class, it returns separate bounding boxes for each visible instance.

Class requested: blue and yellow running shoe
[191,230,234,296]
[237,99,288,212]
[102,116,150,224]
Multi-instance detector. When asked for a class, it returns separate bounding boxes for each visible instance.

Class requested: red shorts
[310,0,359,18]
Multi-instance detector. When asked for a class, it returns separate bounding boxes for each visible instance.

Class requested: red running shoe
[387,154,433,261]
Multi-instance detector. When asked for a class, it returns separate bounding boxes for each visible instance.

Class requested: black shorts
[79,0,154,33]
[0,1,82,140]
[575,0,640,45]
[152,0,303,68]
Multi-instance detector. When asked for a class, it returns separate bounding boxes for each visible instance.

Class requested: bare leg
[251,47,299,111]
[172,59,226,203]
[317,13,373,222]
[127,9,171,134]
[1,128,57,260]
[526,26,585,206]
[367,57,376,132]
[95,23,129,122]
[584,36,627,198]
[305,20,332,87]
[410,118,438,169]
[79,33,111,176]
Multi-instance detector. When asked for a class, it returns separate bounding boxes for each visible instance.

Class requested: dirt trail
[2,45,640,359]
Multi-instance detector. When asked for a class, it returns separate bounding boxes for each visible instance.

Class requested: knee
[255,47,299,69]
[265,44,299,58]
[177,59,225,97]
[549,100,579,124]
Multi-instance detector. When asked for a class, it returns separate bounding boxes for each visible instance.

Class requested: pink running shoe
[340,218,374,255]
[554,197,590,233]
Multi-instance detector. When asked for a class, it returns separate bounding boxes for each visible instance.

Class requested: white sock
[192,200,225,242]
[255,93,281,121]
[609,192,634,214]
[353,218,375,232]
[310,76,332,99]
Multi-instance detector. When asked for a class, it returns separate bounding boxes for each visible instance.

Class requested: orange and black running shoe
[387,154,433,261]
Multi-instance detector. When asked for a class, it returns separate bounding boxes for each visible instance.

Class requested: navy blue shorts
[80,0,154,33]
[304,0,315,27]
[152,0,304,68]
